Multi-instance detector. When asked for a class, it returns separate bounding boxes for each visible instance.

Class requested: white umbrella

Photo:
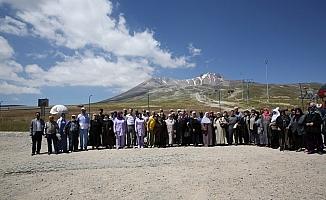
[50,105,68,115]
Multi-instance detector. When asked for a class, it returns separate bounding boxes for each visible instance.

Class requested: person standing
[77,107,90,151]
[189,111,201,146]
[135,113,146,148]
[214,112,227,145]
[45,115,59,155]
[114,111,126,149]
[177,112,187,146]
[147,111,156,148]
[30,112,45,156]
[102,114,115,149]
[165,114,176,147]
[248,110,258,145]
[276,109,290,151]
[227,110,238,145]
[201,112,212,147]
[57,113,68,153]
[261,108,271,146]
[269,107,281,149]
[89,114,101,149]
[304,103,323,154]
[126,108,136,147]
[289,108,305,152]
[65,115,79,152]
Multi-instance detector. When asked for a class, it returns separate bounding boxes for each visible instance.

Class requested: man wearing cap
[77,107,90,151]
[30,112,45,156]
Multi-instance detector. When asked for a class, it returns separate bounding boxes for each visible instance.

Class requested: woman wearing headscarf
[201,112,212,147]
[135,113,146,148]
[269,107,281,149]
[165,114,176,147]
[114,111,127,149]
[89,114,102,149]
[214,112,227,145]
[261,108,271,146]
[290,108,305,152]
[102,114,115,149]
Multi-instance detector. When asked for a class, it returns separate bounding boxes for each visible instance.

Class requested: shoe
[31,153,35,156]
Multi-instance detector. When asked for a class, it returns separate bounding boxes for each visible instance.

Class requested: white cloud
[188,43,202,57]
[0,81,40,94]
[1,0,194,68]
[0,0,199,96]
[0,16,28,36]
[24,54,154,90]
[0,36,14,60]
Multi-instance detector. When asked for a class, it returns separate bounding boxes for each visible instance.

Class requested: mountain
[101,72,322,109]
[102,73,231,102]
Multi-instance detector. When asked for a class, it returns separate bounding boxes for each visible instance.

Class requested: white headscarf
[201,112,211,124]
[271,107,280,123]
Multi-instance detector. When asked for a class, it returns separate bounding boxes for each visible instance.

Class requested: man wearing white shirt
[30,112,45,155]
[77,107,90,151]
[125,108,136,147]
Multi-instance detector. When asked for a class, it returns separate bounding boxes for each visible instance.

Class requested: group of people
[30,102,326,156]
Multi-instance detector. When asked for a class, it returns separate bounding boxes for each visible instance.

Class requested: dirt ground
[1,132,326,200]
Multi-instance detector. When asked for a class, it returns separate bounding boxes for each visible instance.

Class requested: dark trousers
[279,130,286,150]
[127,125,135,147]
[91,132,101,148]
[46,134,58,154]
[58,133,68,152]
[192,133,200,146]
[32,132,42,154]
[271,130,280,149]
[227,126,234,145]
[294,133,304,150]
[69,131,79,151]
[234,128,243,144]
[243,129,249,144]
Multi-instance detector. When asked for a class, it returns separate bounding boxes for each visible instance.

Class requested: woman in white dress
[214,112,227,145]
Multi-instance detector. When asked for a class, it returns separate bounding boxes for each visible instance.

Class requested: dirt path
[194,92,236,110]
[1,132,326,200]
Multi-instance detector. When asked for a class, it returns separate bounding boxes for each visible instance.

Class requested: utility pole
[219,88,222,112]
[299,83,304,111]
[0,100,3,121]
[246,80,249,104]
[88,94,93,116]
[147,89,150,112]
[265,59,269,103]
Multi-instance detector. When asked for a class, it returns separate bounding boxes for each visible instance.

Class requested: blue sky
[0,0,325,106]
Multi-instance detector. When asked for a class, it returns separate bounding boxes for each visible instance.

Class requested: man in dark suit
[30,112,45,156]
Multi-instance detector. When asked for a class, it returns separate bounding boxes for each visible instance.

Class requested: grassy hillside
[0,82,323,131]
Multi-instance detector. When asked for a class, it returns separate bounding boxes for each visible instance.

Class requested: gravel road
[1,132,325,200]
